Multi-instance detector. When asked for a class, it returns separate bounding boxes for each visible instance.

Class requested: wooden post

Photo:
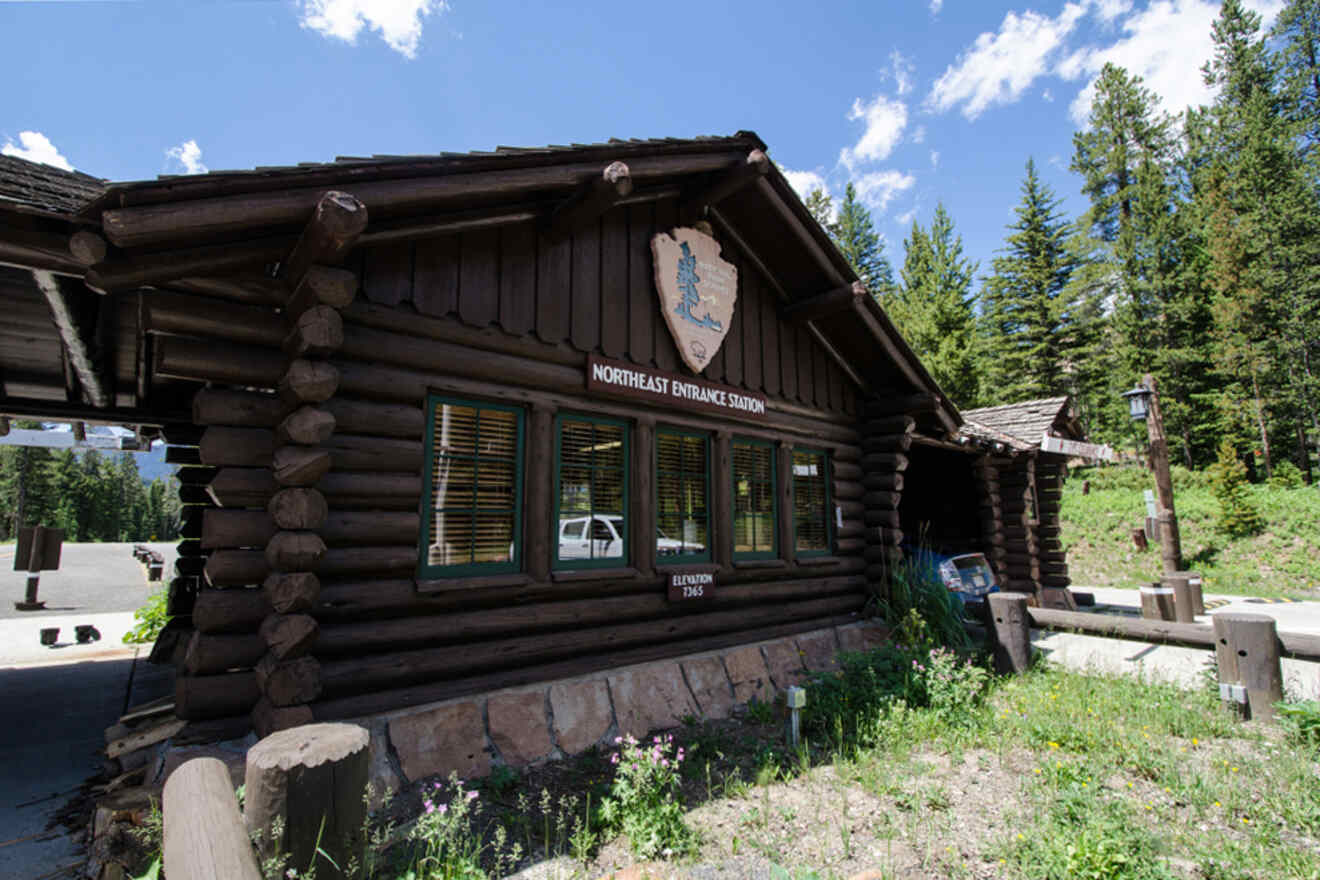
[1175,570,1205,616]
[244,723,370,880]
[18,525,46,610]
[988,592,1032,674]
[1213,612,1284,721]
[1162,573,1195,623]
[1142,374,1183,574]
[163,757,262,880]
[1140,582,1175,621]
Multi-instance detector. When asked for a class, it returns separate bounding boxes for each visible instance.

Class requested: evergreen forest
[806,0,1320,478]
[0,421,181,542]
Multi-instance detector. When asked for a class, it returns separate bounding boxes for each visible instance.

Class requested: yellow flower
[1016,833,1024,841]
[1214,801,1221,807]
[1231,766,1238,773]
[1048,741,1060,749]
[1191,738,1199,746]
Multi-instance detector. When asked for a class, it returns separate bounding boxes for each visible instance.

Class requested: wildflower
[1048,741,1060,750]
[661,759,669,768]
[1192,738,1199,746]
[1214,801,1221,807]
[423,799,435,815]
[437,803,448,815]
[614,736,623,745]
[611,753,620,765]
[467,790,479,801]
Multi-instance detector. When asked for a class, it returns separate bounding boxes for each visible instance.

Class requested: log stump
[164,757,262,880]
[988,592,1032,674]
[244,723,370,880]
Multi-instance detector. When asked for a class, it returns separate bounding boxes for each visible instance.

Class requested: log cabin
[0,135,1078,755]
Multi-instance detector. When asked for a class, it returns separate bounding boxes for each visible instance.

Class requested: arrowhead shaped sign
[652,227,738,374]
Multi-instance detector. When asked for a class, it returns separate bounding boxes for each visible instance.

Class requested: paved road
[0,541,176,619]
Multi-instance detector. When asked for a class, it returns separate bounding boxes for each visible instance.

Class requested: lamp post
[1123,375,1182,574]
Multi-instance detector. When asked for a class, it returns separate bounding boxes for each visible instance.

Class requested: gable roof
[0,154,105,220]
[960,396,1076,448]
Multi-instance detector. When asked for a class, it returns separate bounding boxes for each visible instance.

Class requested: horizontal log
[317,546,417,577]
[265,531,327,571]
[862,416,916,436]
[317,472,421,505]
[284,306,343,358]
[319,593,863,697]
[287,266,358,319]
[831,461,862,482]
[860,452,909,472]
[864,510,900,528]
[155,336,286,388]
[166,446,202,466]
[863,393,941,417]
[101,150,745,249]
[206,550,269,587]
[836,499,863,518]
[273,447,333,487]
[256,654,322,707]
[177,465,220,486]
[175,671,260,720]
[861,433,914,453]
[321,397,424,439]
[87,236,292,293]
[319,512,419,546]
[208,468,277,509]
[183,631,265,676]
[203,509,276,549]
[313,576,862,656]
[264,572,321,615]
[146,291,284,348]
[172,274,285,307]
[200,545,418,585]
[835,519,864,539]
[312,610,861,722]
[831,480,863,501]
[276,407,336,446]
[867,526,903,546]
[835,537,864,554]
[280,191,368,287]
[862,472,904,492]
[200,427,275,468]
[327,434,423,474]
[782,282,865,325]
[260,613,319,661]
[194,389,283,428]
[193,588,272,634]
[268,488,328,531]
[279,359,339,406]
[862,490,900,509]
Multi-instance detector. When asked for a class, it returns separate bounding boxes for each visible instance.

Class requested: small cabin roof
[959,396,1080,449]
[0,154,105,221]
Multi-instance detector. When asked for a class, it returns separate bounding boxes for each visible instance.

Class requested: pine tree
[980,159,1077,404]
[1207,437,1264,536]
[834,183,895,294]
[1271,0,1320,161]
[803,188,837,239]
[892,204,982,407]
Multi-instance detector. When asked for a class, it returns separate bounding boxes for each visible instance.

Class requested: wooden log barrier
[1213,612,1284,721]
[244,723,369,880]
[988,592,1032,675]
[163,757,262,880]
[1174,569,1205,616]
[1162,573,1195,623]
[1140,582,1175,622]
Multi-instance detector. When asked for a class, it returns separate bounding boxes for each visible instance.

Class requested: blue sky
[1,0,1285,288]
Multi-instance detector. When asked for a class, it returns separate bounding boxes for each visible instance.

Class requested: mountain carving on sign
[651,227,738,374]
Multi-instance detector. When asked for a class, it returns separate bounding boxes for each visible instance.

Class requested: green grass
[1060,478,1320,598]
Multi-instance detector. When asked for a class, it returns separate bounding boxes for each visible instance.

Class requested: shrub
[405,775,489,880]
[1206,438,1264,537]
[917,646,990,729]
[1267,460,1305,489]
[123,589,169,645]
[871,555,970,652]
[1276,700,1320,751]
[599,734,696,860]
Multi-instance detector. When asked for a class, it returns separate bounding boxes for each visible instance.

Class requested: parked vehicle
[557,515,702,560]
[907,547,999,612]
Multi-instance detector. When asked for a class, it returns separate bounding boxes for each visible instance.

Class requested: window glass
[556,416,628,567]
[656,430,710,561]
[793,449,831,556]
[423,397,523,575]
[732,440,776,558]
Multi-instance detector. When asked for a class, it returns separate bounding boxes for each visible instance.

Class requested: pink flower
[611,753,620,764]
[423,799,435,814]
[466,790,478,801]
[437,803,448,815]
[613,736,623,745]
[653,736,662,745]
[661,759,669,768]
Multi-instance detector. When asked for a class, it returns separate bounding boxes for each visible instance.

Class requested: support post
[1140,582,1175,621]
[1162,573,1195,623]
[988,592,1032,674]
[1142,374,1183,574]
[17,526,47,610]
[1213,612,1283,721]
[1175,570,1205,616]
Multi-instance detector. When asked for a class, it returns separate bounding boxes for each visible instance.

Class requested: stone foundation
[149,620,888,799]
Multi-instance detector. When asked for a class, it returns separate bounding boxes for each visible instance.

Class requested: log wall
[997,454,1041,594]
[153,197,871,726]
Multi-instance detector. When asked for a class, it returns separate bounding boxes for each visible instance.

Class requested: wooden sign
[652,227,738,374]
[587,354,767,420]
[14,526,64,572]
[1040,434,1114,461]
[666,567,718,601]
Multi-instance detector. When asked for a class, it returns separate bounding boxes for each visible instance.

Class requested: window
[732,439,777,559]
[656,429,710,562]
[792,448,831,556]
[555,415,628,568]
[420,396,523,577]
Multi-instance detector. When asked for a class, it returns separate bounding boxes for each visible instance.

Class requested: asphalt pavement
[0,541,176,620]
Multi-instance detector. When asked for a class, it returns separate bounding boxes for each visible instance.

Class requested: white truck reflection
[557,515,703,559]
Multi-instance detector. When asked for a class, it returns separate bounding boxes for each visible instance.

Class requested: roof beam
[0,218,85,276]
[782,282,866,324]
[681,150,769,219]
[32,270,108,409]
[85,235,293,293]
[545,161,631,242]
[278,190,368,287]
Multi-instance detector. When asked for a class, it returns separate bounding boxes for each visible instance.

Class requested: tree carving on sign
[652,227,738,374]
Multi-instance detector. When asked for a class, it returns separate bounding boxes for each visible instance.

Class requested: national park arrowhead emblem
[652,227,738,375]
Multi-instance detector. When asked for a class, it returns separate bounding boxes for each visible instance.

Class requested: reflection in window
[656,430,710,561]
[732,439,776,559]
[556,416,628,568]
[422,397,523,576]
[793,449,830,556]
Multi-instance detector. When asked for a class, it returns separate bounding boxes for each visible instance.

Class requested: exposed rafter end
[31,270,109,409]
[69,229,109,268]
[279,191,369,288]
[545,161,632,242]
[783,281,867,325]
[680,149,770,221]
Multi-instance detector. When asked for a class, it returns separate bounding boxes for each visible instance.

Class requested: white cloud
[165,139,207,175]
[781,167,829,200]
[1062,0,1284,124]
[298,0,444,59]
[1042,87,1055,102]
[929,2,1091,120]
[929,0,943,14]
[911,125,926,144]
[1095,0,1135,22]
[840,94,908,170]
[930,150,940,169]
[890,49,915,96]
[896,206,919,226]
[2,131,72,171]
[854,169,917,213]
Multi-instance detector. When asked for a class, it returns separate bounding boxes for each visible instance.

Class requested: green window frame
[731,438,777,560]
[792,447,832,557]
[419,394,524,578]
[554,413,630,570]
[655,428,712,563]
